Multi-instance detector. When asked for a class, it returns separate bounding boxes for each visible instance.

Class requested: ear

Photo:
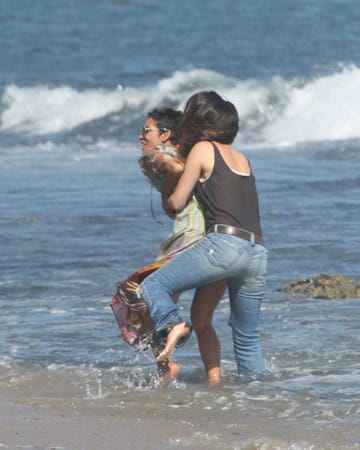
[160,129,172,143]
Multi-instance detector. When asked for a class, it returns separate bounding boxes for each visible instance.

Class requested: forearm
[168,182,194,211]
[168,163,200,211]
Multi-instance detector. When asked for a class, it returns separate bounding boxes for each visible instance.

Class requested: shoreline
[1,385,358,450]
[0,389,191,450]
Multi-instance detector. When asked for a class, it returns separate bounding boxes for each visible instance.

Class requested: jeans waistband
[207,224,263,245]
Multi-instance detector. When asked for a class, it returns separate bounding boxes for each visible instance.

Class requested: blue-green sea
[1,1,359,448]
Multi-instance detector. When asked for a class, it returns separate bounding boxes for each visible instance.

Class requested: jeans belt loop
[250,231,255,245]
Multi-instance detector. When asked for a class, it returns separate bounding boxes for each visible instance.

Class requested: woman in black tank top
[139,91,268,380]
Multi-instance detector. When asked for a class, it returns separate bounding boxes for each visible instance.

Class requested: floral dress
[110,144,205,348]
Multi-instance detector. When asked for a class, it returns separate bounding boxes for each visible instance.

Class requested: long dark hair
[180,91,239,157]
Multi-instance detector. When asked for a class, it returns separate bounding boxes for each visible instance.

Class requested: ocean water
[1,1,360,448]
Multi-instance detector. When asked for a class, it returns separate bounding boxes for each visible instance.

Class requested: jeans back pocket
[205,234,246,271]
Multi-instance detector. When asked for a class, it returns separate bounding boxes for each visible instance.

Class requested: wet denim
[139,232,268,376]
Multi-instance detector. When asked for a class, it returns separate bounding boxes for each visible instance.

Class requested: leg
[144,293,182,382]
[118,265,182,383]
[191,280,226,385]
[140,234,258,364]
[155,322,192,362]
[227,248,267,377]
[155,293,181,383]
[155,353,180,385]
[140,234,237,332]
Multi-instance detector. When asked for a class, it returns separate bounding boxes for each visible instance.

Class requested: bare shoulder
[191,140,214,152]
[188,141,214,161]
[188,141,215,178]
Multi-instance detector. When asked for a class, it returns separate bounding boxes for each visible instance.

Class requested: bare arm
[168,141,212,211]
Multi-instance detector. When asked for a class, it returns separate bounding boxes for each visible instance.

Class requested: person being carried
[139,92,268,380]
[112,107,225,385]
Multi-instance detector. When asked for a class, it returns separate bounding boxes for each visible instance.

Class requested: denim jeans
[139,232,268,376]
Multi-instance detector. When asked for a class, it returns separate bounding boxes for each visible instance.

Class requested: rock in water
[281,274,360,299]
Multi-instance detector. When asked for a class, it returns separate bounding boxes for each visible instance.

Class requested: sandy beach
[0,387,193,450]
[1,381,358,450]
[2,1,360,449]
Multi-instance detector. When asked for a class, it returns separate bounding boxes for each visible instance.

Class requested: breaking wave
[1,65,360,147]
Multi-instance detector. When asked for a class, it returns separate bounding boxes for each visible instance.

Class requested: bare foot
[159,360,180,385]
[155,322,191,362]
[207,367,221,386]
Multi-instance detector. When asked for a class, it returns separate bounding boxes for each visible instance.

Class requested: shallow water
[1,1,360,447]
[1,145,359,449]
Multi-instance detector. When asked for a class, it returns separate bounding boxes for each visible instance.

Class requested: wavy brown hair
[180,91,239,157]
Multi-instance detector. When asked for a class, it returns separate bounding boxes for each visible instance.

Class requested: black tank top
[194,143,263,242]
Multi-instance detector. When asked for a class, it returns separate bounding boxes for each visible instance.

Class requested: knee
[191,310,212,333]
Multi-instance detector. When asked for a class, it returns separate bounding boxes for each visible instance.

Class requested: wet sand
[0,389,192,450]
[1,384,358,450]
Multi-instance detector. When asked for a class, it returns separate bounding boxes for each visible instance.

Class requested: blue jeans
[139,232,268,376]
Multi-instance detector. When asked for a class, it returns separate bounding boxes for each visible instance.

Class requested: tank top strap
[211,142,228,172]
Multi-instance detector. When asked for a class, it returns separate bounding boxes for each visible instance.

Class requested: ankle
[207,367,221,385]
[158,361,180,385]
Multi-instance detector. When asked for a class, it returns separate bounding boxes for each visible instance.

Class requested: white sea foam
[263,64,360,144]
[0,84,124,135]
[2,65,360,146]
